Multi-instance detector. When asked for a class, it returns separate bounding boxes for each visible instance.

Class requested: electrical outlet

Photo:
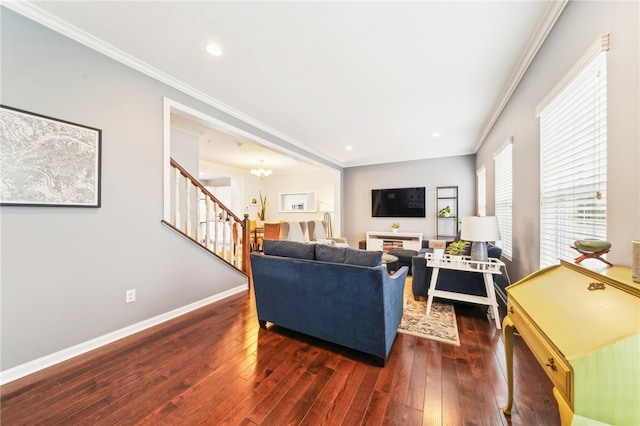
[126,289,136,303]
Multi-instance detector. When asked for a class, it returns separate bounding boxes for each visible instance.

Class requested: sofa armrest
[411,256,429,300]
[382,265,409,364]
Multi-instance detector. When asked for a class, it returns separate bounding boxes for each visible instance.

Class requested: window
[477,166,486,216]
[494,140,513,258]
[538,37,608,268]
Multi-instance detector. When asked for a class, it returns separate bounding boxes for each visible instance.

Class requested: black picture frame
[0,105,102,207]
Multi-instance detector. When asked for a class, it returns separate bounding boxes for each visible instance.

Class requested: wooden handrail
[165,158,251,277]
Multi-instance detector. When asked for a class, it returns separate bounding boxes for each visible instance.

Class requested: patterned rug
[398,298,460,345]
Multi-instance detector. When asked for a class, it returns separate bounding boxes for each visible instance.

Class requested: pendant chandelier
[251,160,272,178]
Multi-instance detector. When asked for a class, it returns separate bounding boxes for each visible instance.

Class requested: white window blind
[539,48,607,268]
[477,166,486,216]
[494,140,513,258]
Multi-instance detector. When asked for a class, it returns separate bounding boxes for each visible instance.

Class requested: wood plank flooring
[1,279,560,425]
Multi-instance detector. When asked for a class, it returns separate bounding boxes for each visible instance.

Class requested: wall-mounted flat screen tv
[371,187,426,218]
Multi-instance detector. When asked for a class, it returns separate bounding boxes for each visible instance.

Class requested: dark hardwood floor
[1,279,560,425]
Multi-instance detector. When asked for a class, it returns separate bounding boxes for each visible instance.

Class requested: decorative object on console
[571,239,613,267]
[250,160,272,178]
[461,216,501,263]
[391,222,399,233]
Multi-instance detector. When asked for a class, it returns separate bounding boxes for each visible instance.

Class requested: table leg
[425,267,440,315]
[503,316,515,415]
[483,273,501,329]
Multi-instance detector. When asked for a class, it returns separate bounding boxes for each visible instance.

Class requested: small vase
[392,228,398,233]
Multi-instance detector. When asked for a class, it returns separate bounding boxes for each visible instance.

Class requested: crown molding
[535,34,609,117]
[474,0,568,153]
[2,1,342,169]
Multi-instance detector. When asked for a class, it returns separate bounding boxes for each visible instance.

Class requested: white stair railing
[163,158,250,275]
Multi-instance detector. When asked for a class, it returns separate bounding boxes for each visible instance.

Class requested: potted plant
[391,222,400,233]
[257,191,266,225]
[446,240,469,266]
[446,240,470,255]
[438,206,452,217]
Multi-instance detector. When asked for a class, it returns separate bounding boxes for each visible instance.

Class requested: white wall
[260,168,342,237]
[0,8,338,375]
[170,128,199,175]
[476,1,639,281]
[344,155,476,247]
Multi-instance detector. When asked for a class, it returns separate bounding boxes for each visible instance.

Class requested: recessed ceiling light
[432,132,441,137]
[345,145,353,151]
[206,43,223,56]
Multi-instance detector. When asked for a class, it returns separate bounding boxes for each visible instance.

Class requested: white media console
[366,231,423,252]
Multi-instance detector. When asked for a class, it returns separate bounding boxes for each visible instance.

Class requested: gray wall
[0,9,335,372]
[476,1,640,281]
[343,155,476,246]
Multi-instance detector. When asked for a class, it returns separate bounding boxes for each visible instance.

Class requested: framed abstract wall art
[0,105,102,207]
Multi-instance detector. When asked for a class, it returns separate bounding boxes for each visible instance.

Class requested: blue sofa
[411,243,503,300]
[250,240,409,366]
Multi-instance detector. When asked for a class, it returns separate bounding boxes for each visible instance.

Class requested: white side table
[424,253,505,329]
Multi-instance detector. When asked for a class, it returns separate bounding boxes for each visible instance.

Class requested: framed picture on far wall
[249,196,259,206]
[0,105,102,207]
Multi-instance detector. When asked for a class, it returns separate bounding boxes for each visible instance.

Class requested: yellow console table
[503,261,640,425]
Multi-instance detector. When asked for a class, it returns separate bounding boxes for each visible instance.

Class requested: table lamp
[460,216,501,263]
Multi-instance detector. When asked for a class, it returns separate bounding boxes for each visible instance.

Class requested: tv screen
[371,187,425,218]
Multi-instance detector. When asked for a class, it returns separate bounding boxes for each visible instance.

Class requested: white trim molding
[474,0,568,152]
[0,284,248,385]
[535,34,610,117]
[493,136,514,160]
[3,1,338,169]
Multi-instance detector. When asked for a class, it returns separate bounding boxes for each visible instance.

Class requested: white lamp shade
[461,216,501,242]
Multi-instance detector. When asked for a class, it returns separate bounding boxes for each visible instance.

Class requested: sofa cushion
[487,243,502,259]
[263,240,316,260]
[315,244,382,267]
[315,244,347,263]
[344,248,382,267]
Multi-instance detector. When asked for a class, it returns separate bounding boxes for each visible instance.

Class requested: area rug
[398,298,460,345]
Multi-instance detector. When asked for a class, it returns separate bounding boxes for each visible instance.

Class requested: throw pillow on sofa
[263,240,316,260]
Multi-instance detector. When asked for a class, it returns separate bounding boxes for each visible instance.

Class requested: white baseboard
[0,284,248,385]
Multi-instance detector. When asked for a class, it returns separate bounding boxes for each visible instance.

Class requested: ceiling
[15,1,562,170]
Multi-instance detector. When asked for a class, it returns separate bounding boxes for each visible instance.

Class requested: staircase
[161,158,250,277]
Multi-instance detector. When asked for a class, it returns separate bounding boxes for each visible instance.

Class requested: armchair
[307,220,349,247]
[280,221,307,243]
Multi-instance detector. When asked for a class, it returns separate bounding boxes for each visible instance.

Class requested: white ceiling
[17,1,562,169]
